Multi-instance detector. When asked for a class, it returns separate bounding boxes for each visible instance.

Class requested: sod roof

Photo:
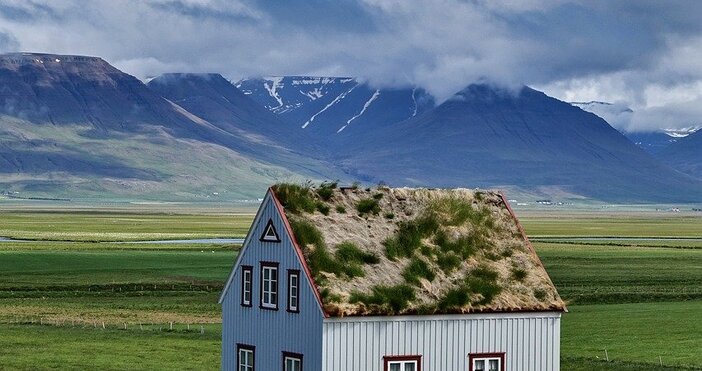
[272,183,565,317]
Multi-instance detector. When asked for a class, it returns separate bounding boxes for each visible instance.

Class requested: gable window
[282,352,303,371]
[287,270,300,313]
[240,266,253,307]
[384,355,421,371]
[260,219,281,242]
[260,262,279,310]
[469,353,505,371]
[237,344,255,371]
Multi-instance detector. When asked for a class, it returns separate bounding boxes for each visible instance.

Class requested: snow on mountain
[236,76,435,138]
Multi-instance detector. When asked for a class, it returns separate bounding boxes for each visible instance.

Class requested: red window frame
[468,352,505,371]
[383,355,422,371]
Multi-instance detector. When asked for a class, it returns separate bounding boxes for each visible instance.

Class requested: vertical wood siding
[222,194,323,371]
[322,312,561,371]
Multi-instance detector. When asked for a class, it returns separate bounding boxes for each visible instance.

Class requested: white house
[220,184,565,371]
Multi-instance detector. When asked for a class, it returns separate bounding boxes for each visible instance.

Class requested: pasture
[0,208,700,369]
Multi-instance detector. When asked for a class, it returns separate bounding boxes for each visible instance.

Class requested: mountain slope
[236,76,435,139]
[0,53,347,200]
[658,129,702,179]
[336,84,702,202]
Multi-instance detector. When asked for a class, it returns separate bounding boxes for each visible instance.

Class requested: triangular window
[260,219,281,242]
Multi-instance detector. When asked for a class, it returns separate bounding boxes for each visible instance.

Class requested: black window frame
[287,269,300,313]
[240,265,253,307]
[260,219,281,242]
[260,261,280,310]
[282,351,303,371]
[237,343,255,371]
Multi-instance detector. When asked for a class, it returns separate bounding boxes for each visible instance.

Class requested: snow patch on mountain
[263,76,284,110]
[302,83,359,129]
[337,89,380,133]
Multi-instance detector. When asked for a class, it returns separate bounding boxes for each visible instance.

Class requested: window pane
[404,362,416,371]
[489,359,499,371]
[389,364,401,371]
[474,359,485,371]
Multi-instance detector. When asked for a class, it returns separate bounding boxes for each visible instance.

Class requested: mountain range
[0,52,700,202]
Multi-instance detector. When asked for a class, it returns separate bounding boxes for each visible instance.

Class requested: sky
[1,0,701,132]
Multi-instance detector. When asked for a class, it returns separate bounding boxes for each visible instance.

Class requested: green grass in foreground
[0,210,253,241]
[536,243,702,304]
[0,324,220,371]
[521,215,702,238]
[562,301,702,368]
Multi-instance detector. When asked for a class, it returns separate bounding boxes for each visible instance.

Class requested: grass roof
[272,183,565,317]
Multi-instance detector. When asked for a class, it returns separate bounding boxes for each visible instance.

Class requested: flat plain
[0,207,700,369]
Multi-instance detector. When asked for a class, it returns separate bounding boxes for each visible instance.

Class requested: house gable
[219,188,324,316]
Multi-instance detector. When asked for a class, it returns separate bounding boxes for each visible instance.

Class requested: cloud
[1,0,702,131]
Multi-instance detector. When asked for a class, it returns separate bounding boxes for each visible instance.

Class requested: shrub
[356,198,380,216]
[511,267,527,281]
[335,242,380,264]
[383,216,439,260]
[372,193,384,200]
[290,219,365,280]
[438,287,471,310]
[316,202,330,216]
[436,252,462,273]
[335,205,346,213]
[466,265,502,305]
[384,212,395,220]
[316,181,337,201]
[351,181,360,190]
[533,288,547,301]
[349,284,416,313]
[272,183,316,214]
[402,257,435,285]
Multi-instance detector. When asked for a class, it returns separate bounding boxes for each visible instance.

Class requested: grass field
[1,208,701,370]
[0,210,253,241]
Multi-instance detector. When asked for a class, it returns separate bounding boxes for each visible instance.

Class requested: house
[219,184,565,371]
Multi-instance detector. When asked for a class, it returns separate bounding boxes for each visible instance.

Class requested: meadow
[0,208,700,369]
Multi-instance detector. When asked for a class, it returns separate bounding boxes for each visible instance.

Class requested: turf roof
[272,183,565,317]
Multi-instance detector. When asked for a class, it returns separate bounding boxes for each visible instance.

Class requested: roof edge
[499,192,566,312]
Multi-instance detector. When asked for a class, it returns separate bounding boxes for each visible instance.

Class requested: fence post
[170,322,173,330]
[200,325,204,335]
[604,349,609,361]
[659,356,662,366]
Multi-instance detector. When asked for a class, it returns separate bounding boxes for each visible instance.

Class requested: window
[260,219,281,242]
[260,262,279,310]
[241,266,253,307]
[384,355,421,371]
[469,353,504,371]
[287,270,300,312]
[237,344,255,371]
[282,352,303,371]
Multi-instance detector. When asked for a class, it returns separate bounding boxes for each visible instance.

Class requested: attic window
[260,219,281,242]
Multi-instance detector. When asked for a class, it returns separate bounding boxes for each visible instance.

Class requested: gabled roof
[271,183,565,317]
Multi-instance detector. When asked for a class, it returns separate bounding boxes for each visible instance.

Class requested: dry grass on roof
[272,182,565,317]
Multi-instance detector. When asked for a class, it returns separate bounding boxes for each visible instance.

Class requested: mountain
[236,76,435,139]
[334,84,702,202]
[0,53,346,200]
[658,129,702,179]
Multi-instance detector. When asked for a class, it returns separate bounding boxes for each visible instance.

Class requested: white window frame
[283,352,302,371]
[260,263,279,309]
[237,344,254,371]
[241,266,252,307]
[384,356,421,371]
[470,354,503,371]
[287,270,300,312]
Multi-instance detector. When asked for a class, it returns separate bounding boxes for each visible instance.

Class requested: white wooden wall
[322,312,561,371]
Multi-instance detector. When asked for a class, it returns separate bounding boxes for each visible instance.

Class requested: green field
[0,210,253,241]
[1,208,701,370]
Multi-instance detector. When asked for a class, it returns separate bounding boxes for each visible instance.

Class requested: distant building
[220,185,565,371]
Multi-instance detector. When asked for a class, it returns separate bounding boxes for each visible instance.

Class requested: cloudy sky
[1,0,701,132]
